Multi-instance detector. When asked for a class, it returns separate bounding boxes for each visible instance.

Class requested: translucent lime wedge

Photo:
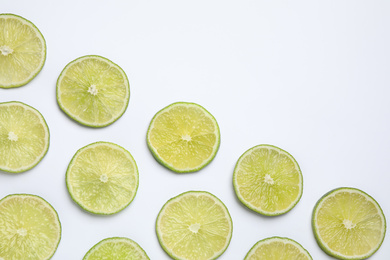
[245,236,312,260]
[147,102,220,173]
[66,142,138,215]
[0,101,49,173]
[0,194,61,259]
[0,14,46,88]
[233,144,303,216]
[312,187,386,259]
[83,237,149,260]
[156,191,232,260]
[56,55,130,127]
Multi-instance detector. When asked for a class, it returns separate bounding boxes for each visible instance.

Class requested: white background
[1,0,390,259]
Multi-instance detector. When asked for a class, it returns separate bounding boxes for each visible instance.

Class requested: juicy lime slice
[0,101,49,173]
[312,187,386,259]
[83,237,149,260]
[147,102,220,173]
[0,194,61,260]
[233,144,303,216]
[56,55,130,127]
[66,141,138,214]
[244,236,312,260]
[0,14,46,88]
[156,191,232,260]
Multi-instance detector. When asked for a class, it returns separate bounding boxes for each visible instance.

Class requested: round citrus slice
[244,236,312,260]
[312,187,386,260]
[156,191,232,260]
[83,237,149,260]
[233,144,303,216]
[66,141,138,215]
[147,102,220,173]
[0,14,46,88]
[0,194,61,260]
[56,55,130,127]
[0,101,49,173]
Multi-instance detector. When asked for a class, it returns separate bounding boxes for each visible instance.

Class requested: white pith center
[0,45,13,56]
[264,174,274,185]
[189,223,200,233]
[182,135,192,141]
[88,84,98,95]
[343,219,356,229]
[8,131,18,141]
[100,174,108,183]
[17,228,27,236]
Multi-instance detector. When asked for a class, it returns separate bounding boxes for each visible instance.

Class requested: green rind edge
[56,55,130,128]
[155,190,233,260]
[312,187,387,260]
[65,141,139,215]
[232,144,303,216]
[146,102,221,173]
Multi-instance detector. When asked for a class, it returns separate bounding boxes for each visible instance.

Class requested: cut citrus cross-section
[83,237,150,260]
[156,191,232,260]
[0,101,49,173]
[233,144,303,216]
[0,14,46,88]
[0,194,61,260]
[56,55,130,127]
[244,237,312,260]
[147,102,220,173]
[312,187,386,259]
[66,142,139,215]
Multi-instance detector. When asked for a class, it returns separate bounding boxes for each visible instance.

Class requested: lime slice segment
[0,101,49,173]
[66,141,138,214]
[83,237,149,260]
[312,187,386,259]
[0,194,61,260]
[147,102,220,173]
[56,55,130,127]
[156,191,232,260]
[245,236,312,260]
[233,144,303,216]
[0,14,46,88]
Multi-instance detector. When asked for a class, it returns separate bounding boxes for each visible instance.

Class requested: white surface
[1,0,390,259]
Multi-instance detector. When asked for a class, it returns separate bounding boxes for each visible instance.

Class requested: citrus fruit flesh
[0,101,49,173]
[66,142,138,214]
[244,236,312,260]
[156,191,232,260]
[0,194,61,260]
[147,102,220,173]
[312,187,386,259]
[0,14,46,88]
[83,237,149,260]
[56,55,130,127]
[233,144,302,216]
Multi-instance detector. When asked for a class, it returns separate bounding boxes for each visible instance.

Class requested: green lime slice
[147,102,220,173]
[156,191,232,260]
[0,194,61,259]
[0,14,46,88]
[66,141,138,215]
[244,236,312,260]
[83,237,149,260]
[233,144,303,216]
[56,55,130,127]
[312,187,386,259]
[0,101,49,173]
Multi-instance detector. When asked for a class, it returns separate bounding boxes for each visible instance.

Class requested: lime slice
[312,187,386,259]
[0,101,49,173]
[147,102,220,173]
[83,237,149,260]
[244,236,312,260]
[0,194,61,259]
[156,191,232,260]
[66,141,138,214]
[0,14,46,88]
[233,144,303,216]
[56,55,130,127]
